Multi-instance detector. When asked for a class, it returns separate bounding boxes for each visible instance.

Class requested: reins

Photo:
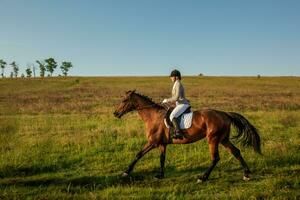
[129,92,169,111]
[135,103,169,111]
[135,104,157,110]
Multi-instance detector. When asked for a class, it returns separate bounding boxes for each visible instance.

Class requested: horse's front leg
[155,144,167,179]
[122,142,156,177]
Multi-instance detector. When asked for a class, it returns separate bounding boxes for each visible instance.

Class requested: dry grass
[1,76,299,115]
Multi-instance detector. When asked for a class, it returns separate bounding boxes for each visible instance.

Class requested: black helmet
[170,69,181,79]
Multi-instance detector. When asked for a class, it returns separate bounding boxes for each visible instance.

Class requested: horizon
[1,1,300,76]
[1,74,299,78]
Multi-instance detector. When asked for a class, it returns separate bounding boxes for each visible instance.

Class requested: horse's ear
[126,90,136,93]
[125,90,136,96]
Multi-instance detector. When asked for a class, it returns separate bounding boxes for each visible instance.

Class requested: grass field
[0,76,299,199]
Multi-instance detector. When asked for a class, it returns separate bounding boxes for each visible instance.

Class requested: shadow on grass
[264,154,300,168]
[5,153,297,188]
[125,165,209,182]
[0,174,130,190]
[0,157,83,178]
[0,165,62,178]
[0,166,213,190]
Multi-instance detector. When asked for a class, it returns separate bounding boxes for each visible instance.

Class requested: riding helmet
[170,69,181,79]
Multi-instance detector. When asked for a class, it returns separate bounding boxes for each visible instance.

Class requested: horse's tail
[226,112,262,154]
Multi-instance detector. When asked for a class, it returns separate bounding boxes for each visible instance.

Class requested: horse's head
[114,90,137,118]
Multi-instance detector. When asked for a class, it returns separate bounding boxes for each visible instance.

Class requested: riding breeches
[169,104,190,121]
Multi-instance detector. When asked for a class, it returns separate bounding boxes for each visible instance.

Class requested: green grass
[0,76,299,199]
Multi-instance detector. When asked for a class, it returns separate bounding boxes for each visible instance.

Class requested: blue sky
[0,0,299,76]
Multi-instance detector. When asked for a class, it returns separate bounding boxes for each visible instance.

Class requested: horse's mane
[133,92,164,109]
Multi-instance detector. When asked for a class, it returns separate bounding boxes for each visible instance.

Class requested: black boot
[172,118,184,139]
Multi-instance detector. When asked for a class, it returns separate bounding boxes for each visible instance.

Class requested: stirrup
[173,131,184,139]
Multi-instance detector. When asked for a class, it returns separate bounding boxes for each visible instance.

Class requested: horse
[113,90,261,182]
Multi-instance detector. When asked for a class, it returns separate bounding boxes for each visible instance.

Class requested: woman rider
[162,69,190,139]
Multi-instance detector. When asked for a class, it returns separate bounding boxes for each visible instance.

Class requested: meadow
[0,76,299,199]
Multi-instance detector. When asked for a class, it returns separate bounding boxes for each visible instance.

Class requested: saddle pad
[164,112,193,129]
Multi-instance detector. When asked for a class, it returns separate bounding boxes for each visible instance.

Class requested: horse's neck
[135,100,162,122]
[137,107,163,123]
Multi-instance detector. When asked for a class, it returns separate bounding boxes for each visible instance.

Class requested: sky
[0,0,300,76]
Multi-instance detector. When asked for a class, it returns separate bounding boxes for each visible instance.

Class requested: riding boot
[172,118,184,139]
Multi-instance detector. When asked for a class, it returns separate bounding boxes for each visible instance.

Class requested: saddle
[164,106,191,128]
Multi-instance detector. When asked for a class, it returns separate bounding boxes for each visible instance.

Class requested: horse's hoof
[197,178,203,184]
[154,174,164,179]
[243,175,250,181]
[197,176,207,183]
[122,172,129,177]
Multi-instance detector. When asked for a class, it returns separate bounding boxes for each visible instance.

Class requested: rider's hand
[162,99,168,103]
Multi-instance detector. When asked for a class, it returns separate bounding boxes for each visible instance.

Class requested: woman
[162,69,190,139]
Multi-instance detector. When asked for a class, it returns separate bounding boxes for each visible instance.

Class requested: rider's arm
[166,81,180,103]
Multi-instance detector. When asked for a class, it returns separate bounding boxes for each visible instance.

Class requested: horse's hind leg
[198,137,220,182]
[221,139,251,181]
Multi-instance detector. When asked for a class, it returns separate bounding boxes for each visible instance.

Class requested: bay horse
[113,90,261,182]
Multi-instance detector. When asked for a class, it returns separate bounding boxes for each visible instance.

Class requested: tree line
[0,58,73,78]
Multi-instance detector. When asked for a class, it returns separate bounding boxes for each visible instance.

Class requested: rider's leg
[171,117,184,139]
[169,104,190,139]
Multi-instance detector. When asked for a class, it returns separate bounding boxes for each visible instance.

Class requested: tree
[0,59,7,78]
[27,63,35,78]
[26,66,32,78]
[10,61,19,78]
[45,58,57,76]
[36,60,46,77]
[33,65,36,77]
[60,61,73,77]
